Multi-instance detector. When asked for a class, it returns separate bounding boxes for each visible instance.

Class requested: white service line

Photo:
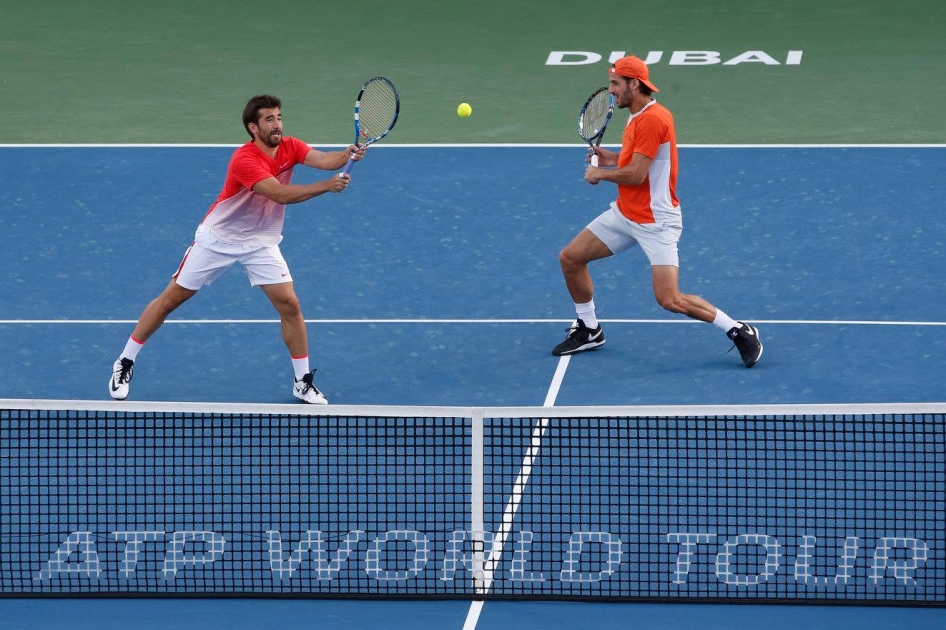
[461,355,570,630]
[2,318,945,326]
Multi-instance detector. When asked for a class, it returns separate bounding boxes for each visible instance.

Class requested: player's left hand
[587,146,618,166]
[348,144,367,161]
[584,165,601,185]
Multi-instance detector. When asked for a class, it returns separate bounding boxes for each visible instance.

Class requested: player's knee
[278,294,303,318]
[655,291,684,313]
[559,247,581,273]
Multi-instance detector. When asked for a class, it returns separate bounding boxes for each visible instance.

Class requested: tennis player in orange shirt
[552,56,763,368]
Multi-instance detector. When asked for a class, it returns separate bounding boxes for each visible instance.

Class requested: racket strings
[358,81,398,140]
[579,91,612,141]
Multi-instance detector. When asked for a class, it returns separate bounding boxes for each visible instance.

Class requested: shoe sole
[743,326,763,368]
[109,380,129,400]
[552,339,606,357]
[294,390,329,405]
[745,343,763,368]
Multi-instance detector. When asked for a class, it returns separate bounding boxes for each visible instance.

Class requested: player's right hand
[328,173,351,192]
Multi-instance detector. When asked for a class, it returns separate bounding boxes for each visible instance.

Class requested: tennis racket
[577,87,614,166]
[342,77,400,175]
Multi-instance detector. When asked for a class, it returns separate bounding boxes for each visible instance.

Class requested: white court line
[462,355,570,630]
[1,318,945,326]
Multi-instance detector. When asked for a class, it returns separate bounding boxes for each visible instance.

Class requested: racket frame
[578,87,615,167]
[343,76,400,175]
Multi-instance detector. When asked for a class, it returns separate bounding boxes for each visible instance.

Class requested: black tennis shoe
[552,319,606,356]
[727,322,763,368]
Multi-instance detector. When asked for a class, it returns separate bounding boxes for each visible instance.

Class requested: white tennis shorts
[172,233,292,291]
[587,202,683,267]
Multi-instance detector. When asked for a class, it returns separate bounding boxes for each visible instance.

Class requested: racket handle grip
[342,156,355,175]
[590,153,599,167]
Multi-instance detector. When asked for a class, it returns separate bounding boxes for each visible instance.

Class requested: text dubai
[547,50,804,66]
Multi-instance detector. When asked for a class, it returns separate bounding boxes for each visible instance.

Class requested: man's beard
[262,131,282,148]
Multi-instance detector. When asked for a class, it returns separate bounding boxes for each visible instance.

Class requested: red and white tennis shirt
[615,100,681,225]
[197,137,312,247]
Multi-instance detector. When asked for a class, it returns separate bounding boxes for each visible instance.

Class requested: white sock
[120,336,145,362]
[712,309,739,332]
[292,355,310,380]
[575,300,598,330]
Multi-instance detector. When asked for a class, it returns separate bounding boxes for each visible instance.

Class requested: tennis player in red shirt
[109,95,366,403]
[553,56,763,368]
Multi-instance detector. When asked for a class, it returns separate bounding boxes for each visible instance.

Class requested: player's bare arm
[252,174,349,205]
[303,145,366,170]
[585,152,653,186]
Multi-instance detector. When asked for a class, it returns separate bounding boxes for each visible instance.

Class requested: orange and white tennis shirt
[616,100,680,224]
[197,136,312,247]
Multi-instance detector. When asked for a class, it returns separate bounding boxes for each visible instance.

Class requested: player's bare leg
[260,282,307,357]
[651,265,763,367]
[650,265,716,322]
[109,280,196,400]
[131,281,198,342]
[558,228,613,304]
[261,282,327,404]
[553,229,613,355]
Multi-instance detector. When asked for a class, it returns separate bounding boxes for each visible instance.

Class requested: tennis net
[1,399,944,605]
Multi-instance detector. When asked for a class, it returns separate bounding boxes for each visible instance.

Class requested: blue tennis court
[1,598,944,630]
[1,146,944,630]
[2,145,945,405]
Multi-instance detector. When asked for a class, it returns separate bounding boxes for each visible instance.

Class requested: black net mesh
[1,406,943,604]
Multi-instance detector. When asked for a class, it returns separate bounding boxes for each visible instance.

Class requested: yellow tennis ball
[457,103,472,118]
